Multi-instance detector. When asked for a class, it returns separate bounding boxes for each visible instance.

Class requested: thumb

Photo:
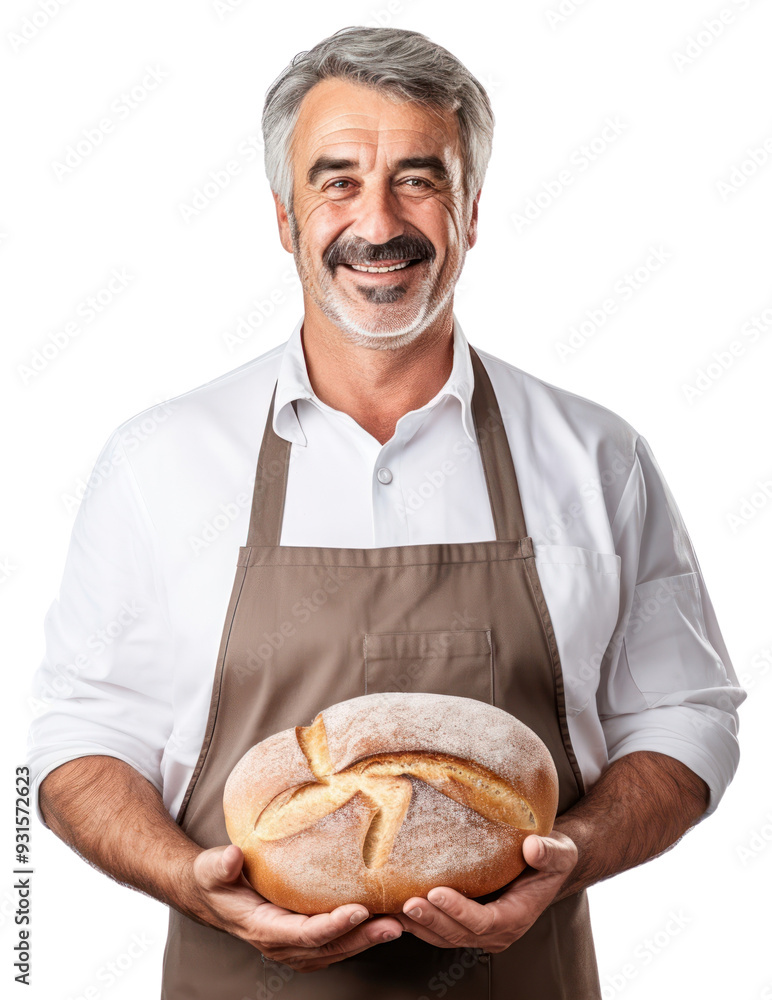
[522,833,577,875]
[195,843,245,890]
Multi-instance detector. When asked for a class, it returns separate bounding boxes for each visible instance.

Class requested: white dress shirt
[27,313,745,827]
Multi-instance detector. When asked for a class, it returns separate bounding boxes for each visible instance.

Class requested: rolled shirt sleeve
[598,434,746,819]
[26,429,174,828]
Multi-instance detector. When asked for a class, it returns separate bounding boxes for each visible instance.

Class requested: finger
[311,915,403,960]
[259,901,388,951]
[395,910,460,949]
[400,890,492,946]
[522,834,578,875]
[194,844,249,891]
[298,926,402,972]
[268,915,402,966]
[424,889,497,936]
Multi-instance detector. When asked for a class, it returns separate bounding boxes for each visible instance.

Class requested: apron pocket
[364,629,493,704]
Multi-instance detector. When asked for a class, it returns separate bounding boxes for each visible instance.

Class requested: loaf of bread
[223,692,558,914]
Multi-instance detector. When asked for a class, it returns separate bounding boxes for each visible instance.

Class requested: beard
[288,208,468,351]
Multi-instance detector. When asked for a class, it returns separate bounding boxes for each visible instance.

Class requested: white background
[2,1,771,997]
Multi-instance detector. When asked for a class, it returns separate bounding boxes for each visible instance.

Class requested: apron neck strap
[468,345,527,541]
[246,343,527,547]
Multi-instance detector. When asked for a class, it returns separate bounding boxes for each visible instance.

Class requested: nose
[349,179,406,249]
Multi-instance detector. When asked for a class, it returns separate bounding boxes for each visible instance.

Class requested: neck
[300,305,456,446]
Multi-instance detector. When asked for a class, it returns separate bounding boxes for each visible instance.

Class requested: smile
[341,259,423,274]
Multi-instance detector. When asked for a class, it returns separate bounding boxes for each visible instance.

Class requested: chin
[340,323,429,351]
[363,333,425,351]
[321,301,433,350]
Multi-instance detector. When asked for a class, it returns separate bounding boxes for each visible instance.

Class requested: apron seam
[523,554,586,799]
[242,554,531,568]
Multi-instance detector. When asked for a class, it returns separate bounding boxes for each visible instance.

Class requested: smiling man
[29,25,744,1000]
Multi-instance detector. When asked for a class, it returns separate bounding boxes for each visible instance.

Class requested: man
[28,25,745,1000]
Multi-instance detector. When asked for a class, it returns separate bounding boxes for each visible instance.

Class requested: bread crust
[223,692,559,914]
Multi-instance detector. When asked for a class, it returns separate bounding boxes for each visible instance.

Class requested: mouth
[338,258,427,276]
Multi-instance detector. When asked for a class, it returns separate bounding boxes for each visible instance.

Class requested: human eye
[326,179,354,192]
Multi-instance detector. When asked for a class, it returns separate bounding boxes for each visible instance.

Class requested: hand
[184,844,403,972]
[396,831,578,953]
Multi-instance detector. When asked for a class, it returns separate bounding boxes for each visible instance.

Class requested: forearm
[39,755,204,920]
[552,750,710,902]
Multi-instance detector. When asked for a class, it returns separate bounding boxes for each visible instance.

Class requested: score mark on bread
[254,714,538,870]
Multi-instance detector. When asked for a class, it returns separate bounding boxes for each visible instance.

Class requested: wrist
[549,815,590,902]
[162,843,208,920]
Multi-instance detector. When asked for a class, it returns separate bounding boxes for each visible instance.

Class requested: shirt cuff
[29,746,164,830]
[602,704,741,821]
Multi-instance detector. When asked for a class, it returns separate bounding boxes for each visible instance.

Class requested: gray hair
[261,26,495,219]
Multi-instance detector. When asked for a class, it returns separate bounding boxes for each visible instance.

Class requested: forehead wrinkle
[306,122,450,145]
[305,128,457,166]
[302,102,455,135]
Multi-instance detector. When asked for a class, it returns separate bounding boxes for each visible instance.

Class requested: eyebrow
[306,155,449,186]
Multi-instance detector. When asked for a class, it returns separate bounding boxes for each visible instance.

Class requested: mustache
[323,235,436,268]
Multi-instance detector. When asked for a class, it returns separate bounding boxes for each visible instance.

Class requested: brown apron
[161,345,602,999]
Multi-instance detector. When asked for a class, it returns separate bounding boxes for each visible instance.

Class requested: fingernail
[350,911,366,925]
[406,906,422,919]
[382,931,398,942]
[430,893,445,906]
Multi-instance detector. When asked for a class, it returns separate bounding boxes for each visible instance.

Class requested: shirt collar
[273,313,477,447]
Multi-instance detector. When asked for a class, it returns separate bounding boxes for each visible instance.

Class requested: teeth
[348,260,413,273]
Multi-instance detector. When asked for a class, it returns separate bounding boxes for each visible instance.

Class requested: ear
[272,190,295,254]
[466,189,481,251]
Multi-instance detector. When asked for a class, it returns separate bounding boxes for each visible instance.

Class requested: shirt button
[478,952,491,964]
[376,467,393,484]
